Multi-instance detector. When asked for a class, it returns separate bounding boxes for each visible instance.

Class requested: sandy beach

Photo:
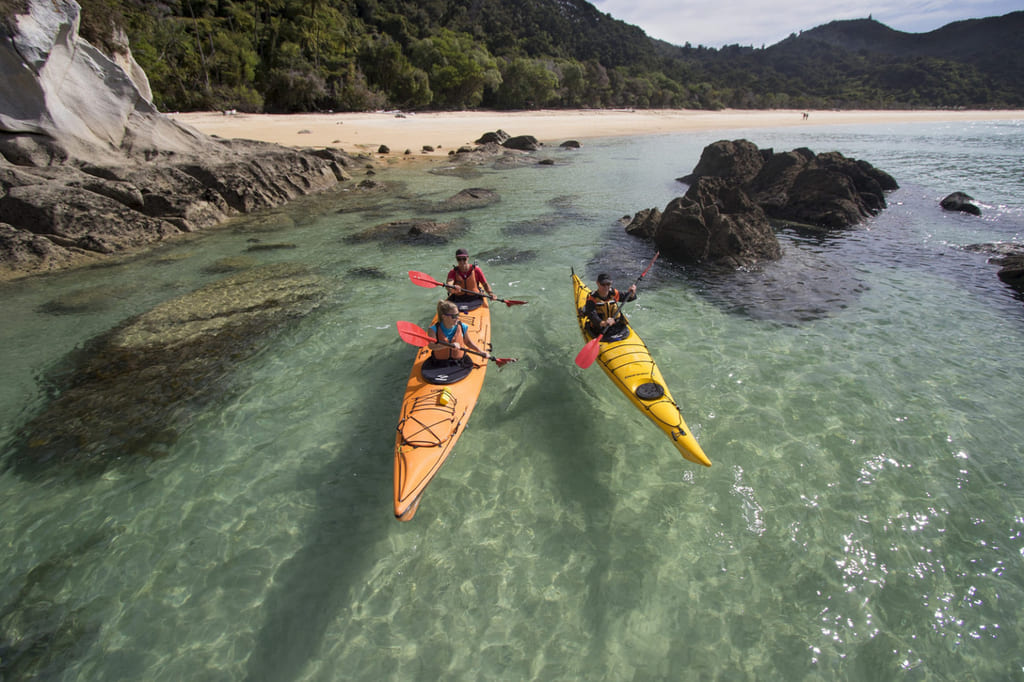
[173,108,1023,161]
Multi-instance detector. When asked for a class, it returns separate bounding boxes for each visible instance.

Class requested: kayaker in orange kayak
[425,300,484,371]
[584,272,636,338]
[446,248,494,304]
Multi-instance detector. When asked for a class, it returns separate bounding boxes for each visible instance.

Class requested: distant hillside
[8,0,1020,112]
[787,13,1024,96]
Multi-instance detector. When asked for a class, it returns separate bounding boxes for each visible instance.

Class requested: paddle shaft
[396,321,516,366]
[610,251,658,324]
[407,270,527,306]
[592,251,659,329]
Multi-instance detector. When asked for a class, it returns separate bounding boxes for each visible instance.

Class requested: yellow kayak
[572,271,710,467]
[393,298,491,520]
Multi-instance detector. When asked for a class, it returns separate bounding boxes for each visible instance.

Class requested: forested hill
[47,1,1024,112]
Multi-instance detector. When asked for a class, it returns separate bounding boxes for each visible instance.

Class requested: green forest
[67,0,1024,113]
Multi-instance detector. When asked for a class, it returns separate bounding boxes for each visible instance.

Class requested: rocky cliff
[0,0,359,280]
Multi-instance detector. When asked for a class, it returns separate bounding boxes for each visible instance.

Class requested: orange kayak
[393,298,491,520]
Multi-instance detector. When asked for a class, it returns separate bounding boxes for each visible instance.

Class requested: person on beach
[445,248,493,303]
[426,299,483,368]
[584,273,636,338]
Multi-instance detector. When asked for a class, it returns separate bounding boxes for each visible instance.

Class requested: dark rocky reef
[627,138,898,267]
[645,177,782,268]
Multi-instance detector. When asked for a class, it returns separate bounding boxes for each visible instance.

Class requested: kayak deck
[572,271,710,467]
[393,298,491,520]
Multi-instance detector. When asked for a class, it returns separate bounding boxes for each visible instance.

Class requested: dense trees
[63,0,1022,112]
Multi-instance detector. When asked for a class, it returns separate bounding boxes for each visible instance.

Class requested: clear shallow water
[1,120,1023,680]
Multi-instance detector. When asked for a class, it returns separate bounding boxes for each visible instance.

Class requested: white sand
[173,108,1023,161]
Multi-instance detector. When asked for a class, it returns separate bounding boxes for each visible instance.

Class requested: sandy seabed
[173,108,1023,161]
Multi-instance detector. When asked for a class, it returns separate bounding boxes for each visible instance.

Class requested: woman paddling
[425,300,484,370]
[445,248,494,305]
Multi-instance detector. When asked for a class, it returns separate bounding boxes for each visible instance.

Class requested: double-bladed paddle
[408,270,528,307]
[396,321,518,367]
[574,252,660,369]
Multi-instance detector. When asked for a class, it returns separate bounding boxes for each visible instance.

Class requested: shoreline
[173,108,1024,161]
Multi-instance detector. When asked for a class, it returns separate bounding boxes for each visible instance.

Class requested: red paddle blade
[574,336,603,369]
[493,357,517,367]
[408,270,442,288]
[396,320,432,347]
[502,298,528,307]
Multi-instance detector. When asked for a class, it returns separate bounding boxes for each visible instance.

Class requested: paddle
[574,252,660,369]
[396,321,517,367]
[408,270,528,307]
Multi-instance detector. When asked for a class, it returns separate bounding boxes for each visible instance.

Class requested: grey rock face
[0,0,358,281]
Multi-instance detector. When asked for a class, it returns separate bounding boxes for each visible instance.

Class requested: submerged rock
[8,263,326,477]
[344,218,469,245]
[430,188,500,212]
[964,242,1024,294]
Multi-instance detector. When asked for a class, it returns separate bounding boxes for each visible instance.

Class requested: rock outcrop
[649,177,781,267]
[964,242,1024,294]
[941,191,982,215]
[681,139,898,229]
[631,139,898,267]
[0,0,360,280]
[0,0,207,163]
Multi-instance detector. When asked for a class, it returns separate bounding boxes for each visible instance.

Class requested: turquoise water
[1,119,1023,680]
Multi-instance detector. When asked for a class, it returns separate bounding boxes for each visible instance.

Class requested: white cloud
[590,0,1020,48]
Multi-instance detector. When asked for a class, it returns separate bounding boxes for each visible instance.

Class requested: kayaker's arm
[461,323,484,355]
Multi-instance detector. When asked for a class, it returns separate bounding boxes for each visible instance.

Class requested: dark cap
[597,273,612,284]
[455,248,468,257]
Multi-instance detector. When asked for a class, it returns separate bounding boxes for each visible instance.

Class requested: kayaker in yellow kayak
[425,300,484,372]
[583,273,637,339]
[446,248,494,304]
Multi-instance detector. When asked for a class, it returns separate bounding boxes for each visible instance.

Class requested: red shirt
[446,265,488,292]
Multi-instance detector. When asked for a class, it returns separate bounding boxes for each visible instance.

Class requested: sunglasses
[443,312,459,318]
[456,256,468,261]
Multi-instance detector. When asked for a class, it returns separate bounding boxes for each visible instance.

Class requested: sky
[590,0,1021,48]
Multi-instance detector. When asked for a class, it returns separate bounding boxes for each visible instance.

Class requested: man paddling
[445,248,493,305]
[584,273,636,339]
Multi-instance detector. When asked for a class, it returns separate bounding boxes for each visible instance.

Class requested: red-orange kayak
[393,299,491,520]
